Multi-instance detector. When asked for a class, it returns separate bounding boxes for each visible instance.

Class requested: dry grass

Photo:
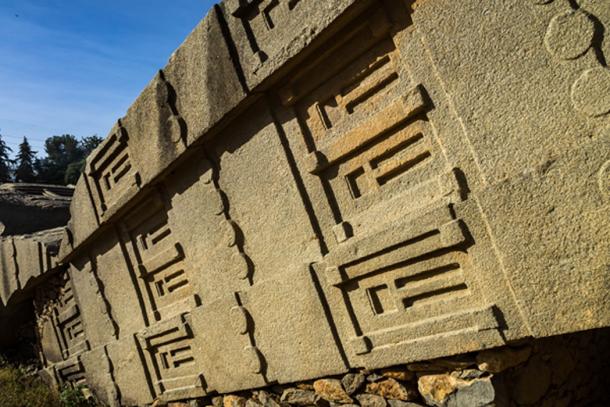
[0,363,60,407]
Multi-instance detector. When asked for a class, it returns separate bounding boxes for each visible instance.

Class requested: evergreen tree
[0,134,13,183]
[14,137,37,183]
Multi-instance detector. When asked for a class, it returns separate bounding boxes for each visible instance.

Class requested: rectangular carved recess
[283,2,504,365]
[53,275,89,360]
[54,356,86,386]
[120,192,198,324]
[136,314,205,399]
[229,0,305,69]
[317,205,501,365]
[87,123,140,219]
[279,5,446,241]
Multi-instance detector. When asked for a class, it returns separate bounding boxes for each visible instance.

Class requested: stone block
[219,0,368,90]
[162,6,248,147]
[164,150,251,304]
[191,295,267,393]
[476,132,610,337]
[241,267,347,384]
[67,175,100,251]
[0,238,19,306]
[81,346,120,407]
[206,101,321,285]
[68,256,118,349]
[89,231,148,336]
[136,312,206,402]
[106,334,155,406]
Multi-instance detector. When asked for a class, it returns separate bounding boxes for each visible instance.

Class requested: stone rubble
[153,329,609,407]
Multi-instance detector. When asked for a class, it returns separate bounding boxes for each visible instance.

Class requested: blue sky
[0,0,215,156]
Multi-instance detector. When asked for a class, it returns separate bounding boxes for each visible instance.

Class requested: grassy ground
[0,361,61,407]
[0,356,96,407]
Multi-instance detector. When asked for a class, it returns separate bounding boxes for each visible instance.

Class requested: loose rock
[253,390,282,407]
[366,373,385,382]
[476,346,531,373]
[224,395,247,407]
[313,379,353,404]
[280,388,319,406]
[417,374,459,407]
[355,394,387,407]
[380,367,414,382]
[342,373,366,395]
[387,400,425,407]
[366,378,417,401]
[451,377,496,407]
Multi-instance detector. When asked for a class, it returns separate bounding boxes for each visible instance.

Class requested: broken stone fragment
[224,395,248,407]
[313,379,353,404]
[365,378,418,401]
[355,393,387,407]
[380,367,415,382]
[341,373,366,395]
[417,374,458,407]
[447,377,496,407]
[280,388,319,406]
[387,400,425,407]
[246,399,263,407]
[476,346,531,373]
[252,390,282,407]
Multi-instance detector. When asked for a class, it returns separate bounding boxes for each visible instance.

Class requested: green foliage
[15,137,37,183]
[0,134,14,183]
[59,385,96,407]
[0,131,103,186]
[34,134,103,185]
[0,356,101,407]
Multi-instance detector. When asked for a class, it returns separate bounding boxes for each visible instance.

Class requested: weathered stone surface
[280,388,319,406]
[341,373,366,395]
[224,395,248,407]
[365,378,417,401]
[313,379,353,404]
[380,368,415,382]
[355,394,387,407]
[219,0,368,90]
[476,346,531,373]
[417,374,458,407]
[252,390,281,407]
[0,183,71,236]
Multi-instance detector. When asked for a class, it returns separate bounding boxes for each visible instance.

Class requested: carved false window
[87,120,140,220]
[119,191,198,324]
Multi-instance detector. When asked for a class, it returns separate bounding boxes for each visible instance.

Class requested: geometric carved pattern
[52,274,89,360]
[136,313,205,400]
[227,0,305,69]
[54,356,86,386]
[120,191,198,324]
[315,204,502,367]
[86,119,141,220]
[278,6,443,246]
[283,3,506,367]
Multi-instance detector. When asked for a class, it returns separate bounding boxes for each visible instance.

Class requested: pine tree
[0,134,13,183]
[15,137,36,183]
